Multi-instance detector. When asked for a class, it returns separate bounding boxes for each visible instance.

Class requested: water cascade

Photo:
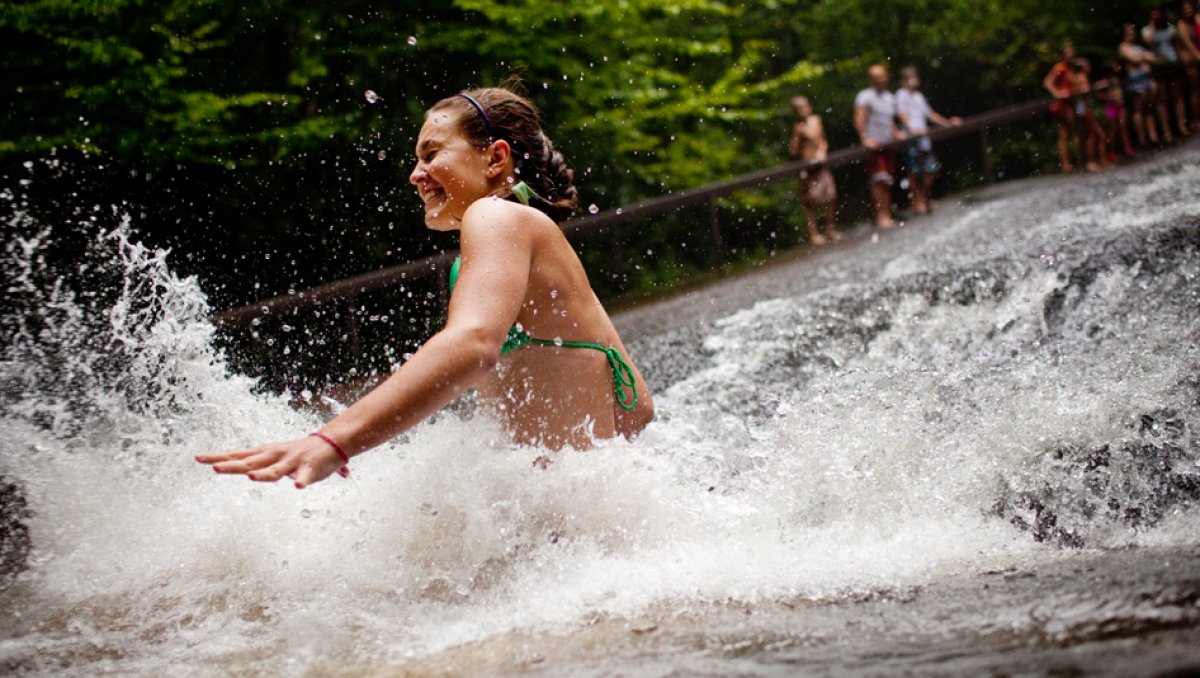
[1,147,1197,674]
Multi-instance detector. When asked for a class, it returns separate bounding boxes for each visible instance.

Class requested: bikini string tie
[600,345,638,412]
[521,336,638,411]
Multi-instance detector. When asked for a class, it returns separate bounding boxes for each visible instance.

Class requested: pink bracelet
[309,432,351,478]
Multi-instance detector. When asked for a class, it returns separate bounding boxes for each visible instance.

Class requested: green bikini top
[446,182,637,411]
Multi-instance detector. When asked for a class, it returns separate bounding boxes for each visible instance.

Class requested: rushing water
[1,144,1198,675]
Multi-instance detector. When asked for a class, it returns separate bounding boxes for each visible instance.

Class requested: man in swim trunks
[896,67,962,215]
[854,64,906,228]
[789,95,840,245]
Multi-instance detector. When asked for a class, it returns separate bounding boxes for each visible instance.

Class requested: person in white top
[854,64,906,228]
[896,67,962,215]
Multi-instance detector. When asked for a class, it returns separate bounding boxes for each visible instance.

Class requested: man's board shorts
[904,139,941,176]
[799,165,837,206]
[866,149,895,185]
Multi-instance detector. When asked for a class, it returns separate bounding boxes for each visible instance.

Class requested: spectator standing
[1100,61,1136,160]
[788,96,840,245]
[1044,44,1081,172]
[1069,58,1111,171]
[1120,23,1162,145]
[1144,6,1189,139]
[854,64,905,228]
[1177,1,1200,129]
[895,66,962,214]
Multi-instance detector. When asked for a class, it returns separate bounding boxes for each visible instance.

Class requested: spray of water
[1,151,1198,673]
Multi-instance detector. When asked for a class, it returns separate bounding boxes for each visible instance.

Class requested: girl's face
[409,110,495,231]
[1184,3,1195,20]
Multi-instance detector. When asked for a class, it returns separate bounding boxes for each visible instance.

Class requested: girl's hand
[196,435,347,489]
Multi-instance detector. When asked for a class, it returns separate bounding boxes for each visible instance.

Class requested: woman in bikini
[1044,44,1082,173]
[197,86,654,487]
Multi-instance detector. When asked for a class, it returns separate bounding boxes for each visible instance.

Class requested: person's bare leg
[1189,69,1200,132]
[1170,82,1190,136]
[804,205,826,245]
[910,173,929,214]
[824,203,841,240]
[1111,116,1133,157]
[922,172,938,212]
[871,182,895,228]
[1130,103,1148,146]
[1088,117,1109,169]
[1155,95,1174,143]
[1191,72,1200,132]
[1057,120,1074,173]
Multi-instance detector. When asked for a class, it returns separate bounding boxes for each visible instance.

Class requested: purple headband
[455,92,497,141]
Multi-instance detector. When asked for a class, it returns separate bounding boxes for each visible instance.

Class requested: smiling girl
[197,86,654,487]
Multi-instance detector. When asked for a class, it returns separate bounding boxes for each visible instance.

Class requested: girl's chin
[424,211,459,231]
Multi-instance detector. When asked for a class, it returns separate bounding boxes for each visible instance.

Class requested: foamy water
[1,147,1198,674]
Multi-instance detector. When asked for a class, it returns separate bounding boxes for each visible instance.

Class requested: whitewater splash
[1,147,1198,674]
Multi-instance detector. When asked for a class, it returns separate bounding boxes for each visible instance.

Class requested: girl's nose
[409,163,426,186]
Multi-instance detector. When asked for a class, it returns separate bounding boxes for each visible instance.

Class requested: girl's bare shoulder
[462,196,554,235]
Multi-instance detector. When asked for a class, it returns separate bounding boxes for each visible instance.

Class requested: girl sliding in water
[196,86,654,487]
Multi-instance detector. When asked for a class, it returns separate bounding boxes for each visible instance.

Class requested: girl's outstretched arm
[196,200,534,488]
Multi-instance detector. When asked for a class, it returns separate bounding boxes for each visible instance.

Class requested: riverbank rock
[0,475,31,590]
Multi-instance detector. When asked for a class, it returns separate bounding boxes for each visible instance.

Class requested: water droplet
[550,289,558,299]
[407,36,418,46]
[377,150,387,160]
[364,90,380,104]
[301,509,313,518]
[588,204,599,214]
[553,337,564,347]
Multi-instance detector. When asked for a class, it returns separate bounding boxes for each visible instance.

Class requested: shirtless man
[789,96,840,245]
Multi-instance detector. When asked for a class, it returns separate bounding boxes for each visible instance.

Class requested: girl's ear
[485,139,512,177]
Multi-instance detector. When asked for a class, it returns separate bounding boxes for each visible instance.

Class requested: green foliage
[1,0,1151,312]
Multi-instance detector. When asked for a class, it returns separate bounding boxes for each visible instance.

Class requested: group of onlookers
[789,63,962,240]
[787,4,1200,243]
[1045,3,1200,174]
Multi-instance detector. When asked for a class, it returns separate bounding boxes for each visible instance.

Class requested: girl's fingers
[195,448,256,464]
[248,459,296,482]
[292,464,316,490]
[211,449,283,475]
[199,437,339,488]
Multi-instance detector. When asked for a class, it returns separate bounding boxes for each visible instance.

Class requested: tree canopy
[2,0,1154,310]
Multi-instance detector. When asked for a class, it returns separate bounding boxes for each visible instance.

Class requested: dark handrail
[211,96,1052,328]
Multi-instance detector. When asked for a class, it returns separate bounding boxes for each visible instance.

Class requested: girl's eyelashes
[418,149,437,163]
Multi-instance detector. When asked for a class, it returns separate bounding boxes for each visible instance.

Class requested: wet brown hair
[427,86,579,223]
